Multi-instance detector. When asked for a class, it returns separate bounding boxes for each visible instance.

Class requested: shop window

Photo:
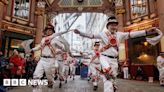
[5,38,24,57]
[10,39,22,49]
[13,0,31,20]
[128,36,158,65]
[130,0,148,19]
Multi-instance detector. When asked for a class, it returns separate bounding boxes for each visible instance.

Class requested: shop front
[1,31,33,57]
[0,21,35,57]
[125,18,160,80]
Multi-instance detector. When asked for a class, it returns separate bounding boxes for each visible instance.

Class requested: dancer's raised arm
[117,27,162,43]
[31,44,41,51]
[74,29,101,39]
[45,29,74,41]
[52,29,72,37]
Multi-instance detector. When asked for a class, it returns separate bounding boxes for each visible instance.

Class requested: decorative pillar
[29,0,36,27]
[35,0,46,44]
[34,0,46,57]
[157,0,164,52]
[0,0,8,28]
[0,1,4,49]
[35,15,44,44]
[116,12,124,32]
[0,0,8,49]
[115,0,126,61]
[115,0,125,31]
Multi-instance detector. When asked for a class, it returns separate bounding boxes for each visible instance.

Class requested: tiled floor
[7,76,164,92]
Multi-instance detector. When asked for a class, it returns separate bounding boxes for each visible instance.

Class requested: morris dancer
[89,42,101,91]
[122,60,129,79]
[69,58,76,80]
[74,16,163,92]
[157,52,164,86]
[55,36,71,88]
[30,24,72,89]
[63,52,70,84]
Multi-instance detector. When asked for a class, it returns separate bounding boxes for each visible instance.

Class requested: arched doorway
[34,0,126,58]
[33,0,126,75]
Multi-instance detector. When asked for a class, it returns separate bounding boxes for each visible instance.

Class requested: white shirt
[41,37,65,57]
[32,30,69,56]
[90,50,100,64]
[79,30,146,57]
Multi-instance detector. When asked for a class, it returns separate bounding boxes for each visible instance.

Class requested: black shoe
[32,85,38,88]
[93,86,98,91]
[65,80,67,84]
[48,81,53,88]
[73,77,75,80]
[59,82,62,88]
[48,84,53,88]
[113,84,118,92]
[88,77,91,81]
[54,75,58,80]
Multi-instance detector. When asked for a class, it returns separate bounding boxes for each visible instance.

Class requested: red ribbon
[95,51,100,56]
[108,35,117,46]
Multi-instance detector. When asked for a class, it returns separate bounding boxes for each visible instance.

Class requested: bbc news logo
[3,79,48,86]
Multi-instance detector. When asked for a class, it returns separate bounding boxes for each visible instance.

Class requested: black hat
[43,24,55,33]
[94,42,100,46]
[106,16,118,29]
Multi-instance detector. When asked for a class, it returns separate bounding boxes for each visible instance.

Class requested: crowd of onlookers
[0,49,38,91]
[0,49,38,79]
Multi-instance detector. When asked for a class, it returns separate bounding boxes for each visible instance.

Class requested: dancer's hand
[146,27,156,32]
[74,29,80,34]
[146,27,157,35]
[153,27,163,35]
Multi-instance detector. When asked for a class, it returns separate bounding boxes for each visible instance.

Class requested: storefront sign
[125,18,159,31]
[2,20,35,35]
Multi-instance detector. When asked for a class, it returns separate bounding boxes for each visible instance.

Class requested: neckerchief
[105,31,118,51]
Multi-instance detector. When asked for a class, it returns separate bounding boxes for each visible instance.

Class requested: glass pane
[13,0,30,19]
[130,0,148,19]
[128,37,158,65]
[10,39,23,49]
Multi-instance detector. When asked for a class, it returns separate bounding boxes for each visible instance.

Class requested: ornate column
[115,0,126,61]
[34,0,46,57]
[157,0,164,52]
[35,0,46,44]
[29,0,36,27]
[0,0,8,28]
[0,0,8,49]
[115,0,125,31]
